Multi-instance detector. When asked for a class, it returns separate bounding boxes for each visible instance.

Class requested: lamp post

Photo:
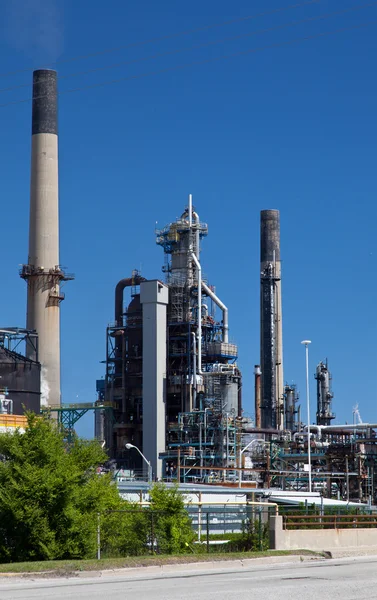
[301,340,312,493]
[125,443,152,484]
[238,439,269,487]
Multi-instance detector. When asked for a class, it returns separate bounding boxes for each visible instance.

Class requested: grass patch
[0,550,328,576]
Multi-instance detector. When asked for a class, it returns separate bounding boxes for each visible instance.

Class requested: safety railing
[283,514,377,530]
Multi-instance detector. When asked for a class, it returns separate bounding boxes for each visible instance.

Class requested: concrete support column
[140,280,169,480]
[269,515,284,550]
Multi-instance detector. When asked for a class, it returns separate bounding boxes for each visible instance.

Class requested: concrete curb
[86,555,309,578]
[0,553,328,580]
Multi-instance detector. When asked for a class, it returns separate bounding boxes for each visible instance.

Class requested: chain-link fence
[96,506,272,559]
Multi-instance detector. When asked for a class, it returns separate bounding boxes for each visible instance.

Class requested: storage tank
[221,379,239,414]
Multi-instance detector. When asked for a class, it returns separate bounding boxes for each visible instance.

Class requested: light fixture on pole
[238,439,269,487]
[301,340,312,493]
[125,443,152,484]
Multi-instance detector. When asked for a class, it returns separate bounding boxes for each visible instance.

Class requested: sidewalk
[326,546,377,559]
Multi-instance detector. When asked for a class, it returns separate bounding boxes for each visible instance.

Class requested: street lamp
[125,443,152,484]
[238,439,269,487]
[301,340,312,493]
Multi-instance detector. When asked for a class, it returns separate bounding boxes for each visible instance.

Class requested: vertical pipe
[97,513,101,560]
[196,226,200,259]
[226,414,229,467]
[191,253,202,373]
[188,194,193,228]
[199,419,203,467]
[237,374,242,418]
[254,365,262,428]
[238,447,242,487]
[191,333,197,409]
[206,512,210,553]
[303,342,312,494]
[193,210,200,259]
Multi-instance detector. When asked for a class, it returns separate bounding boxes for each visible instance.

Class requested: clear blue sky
[0,0,376,437]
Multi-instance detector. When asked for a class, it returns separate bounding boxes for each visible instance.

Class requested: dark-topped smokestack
[260,210,283,429]
[21,69,72,408]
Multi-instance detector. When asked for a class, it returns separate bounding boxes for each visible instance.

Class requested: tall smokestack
[21,69,71,407]
[260,210,283,429]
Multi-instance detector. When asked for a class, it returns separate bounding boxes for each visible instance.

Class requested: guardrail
[283,514,377,530]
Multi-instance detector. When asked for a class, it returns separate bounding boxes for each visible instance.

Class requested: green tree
[0,413,122,562]
[100,507,149,557]
[149,483,195,554]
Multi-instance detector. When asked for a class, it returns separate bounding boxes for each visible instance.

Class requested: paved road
[0,556,377,599]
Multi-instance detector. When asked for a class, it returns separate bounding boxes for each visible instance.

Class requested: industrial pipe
[115,275,146,326]
[237,372,242,418]
[191,253,202,373]
[305,423,377,432]
[201,282,229,343]
[254,365,262,428]
[191,332,197,409]
[293,432,316,442]
[188,194,193,228]
[191,249,227,378]
[193,210,200,258]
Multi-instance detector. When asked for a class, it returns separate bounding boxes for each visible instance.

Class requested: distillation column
[284,385,298,432]
[21,70,71,407]
[315,360,335,426]
[260,210,284,429]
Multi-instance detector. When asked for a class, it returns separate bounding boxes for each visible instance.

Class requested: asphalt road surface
[0,556,376,599]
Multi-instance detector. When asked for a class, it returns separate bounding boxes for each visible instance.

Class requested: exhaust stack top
[32,70,58,135]
[261,209,280,263]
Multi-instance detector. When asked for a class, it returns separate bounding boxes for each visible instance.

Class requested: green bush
[226,519,269,552]
[149,483,196,554]
[101,506,149,557]
[0,413,125,562]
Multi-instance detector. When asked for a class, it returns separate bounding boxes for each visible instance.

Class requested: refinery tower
[100,196,241,480]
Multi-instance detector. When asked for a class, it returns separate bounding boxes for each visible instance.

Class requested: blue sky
[0,0,376,436]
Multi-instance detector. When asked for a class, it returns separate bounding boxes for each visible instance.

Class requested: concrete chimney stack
[260,209,284,429]
[20,70,72,407]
